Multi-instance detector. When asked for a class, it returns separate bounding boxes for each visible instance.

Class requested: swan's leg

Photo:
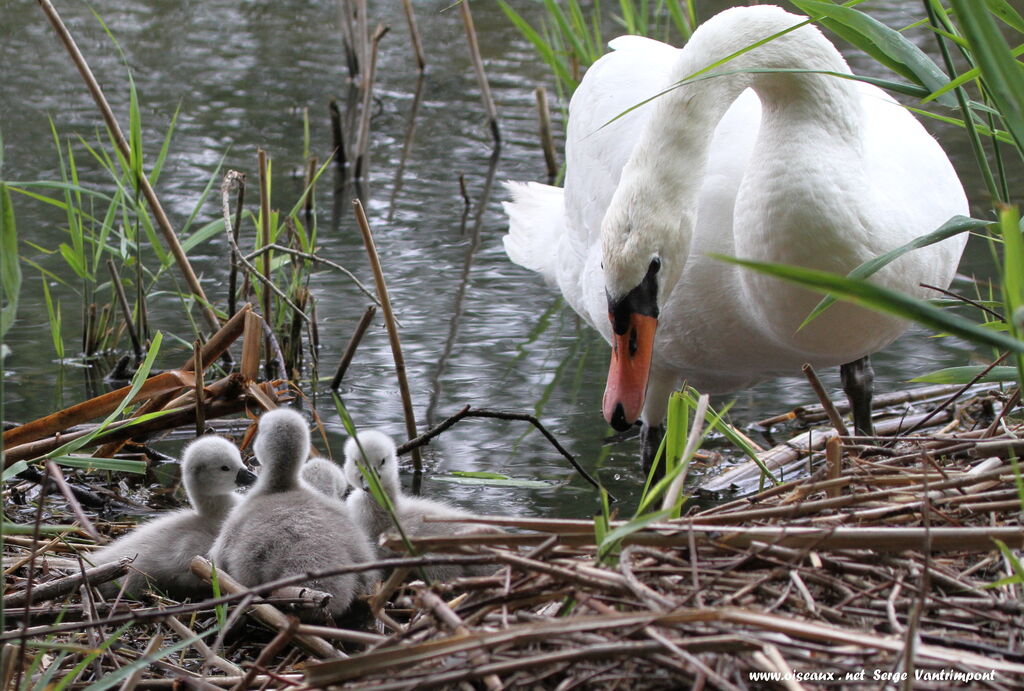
[840,355,875,436]
[641,423,666,477]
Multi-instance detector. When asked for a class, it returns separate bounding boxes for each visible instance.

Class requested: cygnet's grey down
[91,435,257,599]
[301,457,348,501]
[210,408,377,620]
[343,430,498,581]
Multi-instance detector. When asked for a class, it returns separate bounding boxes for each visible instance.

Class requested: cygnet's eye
[378,457,386,467]
[220,465,230,471]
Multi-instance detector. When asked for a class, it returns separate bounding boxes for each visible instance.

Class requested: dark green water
[1,1,1014,516]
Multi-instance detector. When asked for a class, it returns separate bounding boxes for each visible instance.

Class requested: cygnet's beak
[235,468,258,487]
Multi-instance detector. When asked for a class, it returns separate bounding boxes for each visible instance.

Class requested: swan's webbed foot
[641,422,666,480]
[840,355,875,436]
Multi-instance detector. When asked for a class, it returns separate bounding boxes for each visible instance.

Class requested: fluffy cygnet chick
[91,435,257,599]
[343,430,496,581]
[210,408,377,620]
[301,457,348,501]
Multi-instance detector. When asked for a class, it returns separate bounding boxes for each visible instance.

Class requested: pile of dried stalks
[3,382,1023,690]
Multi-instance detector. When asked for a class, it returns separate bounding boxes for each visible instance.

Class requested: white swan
[91,435,256,599]
[301,457,349,501]
[210,408,377,620]
[504,5,967,466]
[344,430,496,581]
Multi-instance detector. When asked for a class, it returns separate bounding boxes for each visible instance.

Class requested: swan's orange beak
[603,312,657,431]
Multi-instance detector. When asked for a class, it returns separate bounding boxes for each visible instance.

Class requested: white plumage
[503,5,967,462]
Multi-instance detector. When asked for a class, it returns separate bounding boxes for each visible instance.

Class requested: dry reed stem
[459,0,500,144]
[107,258,143,361]
[352,198,422,471]
[35,0,219,332]
[400,0,425,72]
[354,24,389,179]
[802,363,850,436]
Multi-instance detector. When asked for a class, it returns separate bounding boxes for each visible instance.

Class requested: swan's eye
[649,257,661,275]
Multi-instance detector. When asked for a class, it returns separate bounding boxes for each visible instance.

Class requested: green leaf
[449,471,511,480]
[791,0,956,106]
[985,0,1024,33]
[714,254,1024,354]
[430,475,556,488]
[2,522,80,535]
[84,628,218,691]
[49,455,147,474]
[801,215,988,328]
[951,0,1024,148]
[910,365,1019,384]
[597,507,675,562]
[0,183,21,340]
[2,460,29,481]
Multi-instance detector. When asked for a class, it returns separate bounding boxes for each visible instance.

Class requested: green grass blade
[0,183,21,340]
[498,0,577,91]
[985,0,1024,34]
[800,215,987,329]
[910,365,1018,384]
[715,254,1024,355]
[951,0,1024,149]
[48,456,147,474]
[40,273,64,360]
[791,0,955,106]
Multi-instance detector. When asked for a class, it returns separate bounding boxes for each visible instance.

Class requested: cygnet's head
[343,430,399,495]
[301,457,349,500]
[180,435,257,501]
[253,408,311,483]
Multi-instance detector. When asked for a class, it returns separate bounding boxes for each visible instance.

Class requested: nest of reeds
[4,381,1023,690]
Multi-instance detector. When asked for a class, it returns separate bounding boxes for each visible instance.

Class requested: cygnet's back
[301,457,348,501]
[343,430,497,581]
[92,435,257,599]
[210,408,376,620]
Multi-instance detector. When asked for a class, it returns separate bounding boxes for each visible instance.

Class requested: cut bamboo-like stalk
[459,0,500,144]
[257,149,274,378]
[535,87,557,181]
[352,199,421,471]
[227,171,246,319]
[802,363,849,436]
[37,0,220,332]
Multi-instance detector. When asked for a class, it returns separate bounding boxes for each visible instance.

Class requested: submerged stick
[459,0,500,144]
[331,305,376,390]
[36,0,219,332]
[106,259,142,361]
[352,199,421,471]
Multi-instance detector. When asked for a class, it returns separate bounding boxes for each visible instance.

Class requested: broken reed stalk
[354,24,389,179]
[36,0,219,333]
[337,0,360,80]
[3,559,127,609]
[534,86,557,181]
[352,199,422,472]
[106,259,142,361]
[227,172,246,318]
[401,0,426,72]
[303,156,318,219]
[802,363,849,436]
[826,436,842,498]
[194,339,206,436]
[329,100,348,171]
[331,304,376,390]
[459,0,500,144]
[257,149,274,378]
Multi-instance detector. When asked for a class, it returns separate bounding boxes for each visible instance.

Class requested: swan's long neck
[604,6,861,296]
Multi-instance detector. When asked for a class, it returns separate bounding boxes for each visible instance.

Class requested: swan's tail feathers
[502,181,566,286]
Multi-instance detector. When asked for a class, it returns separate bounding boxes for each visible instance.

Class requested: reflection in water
[2,1,1013,518]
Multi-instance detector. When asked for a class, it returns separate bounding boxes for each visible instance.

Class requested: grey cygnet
[91,435,257,599]
[301,457,349,501]
[210,408,377,620]
[344,430,497,581]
